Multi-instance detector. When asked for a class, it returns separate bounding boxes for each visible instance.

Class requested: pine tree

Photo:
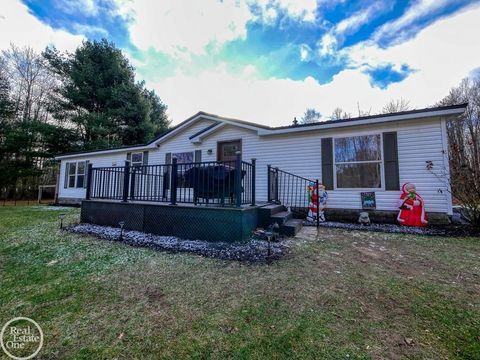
[44,39,169,150]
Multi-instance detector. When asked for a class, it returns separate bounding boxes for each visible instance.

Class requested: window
[68,163,76,188]
[76,162,85,188]
[334,134,382,189]
[223,144,239,157]
[173,152,194,165]
[67,161,87,188]
[173,152,194,188]
[131,152,143,167]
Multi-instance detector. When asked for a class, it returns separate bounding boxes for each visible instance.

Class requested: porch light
[118,221,125,241]
[58,214,66,229]
[207,149,213,155]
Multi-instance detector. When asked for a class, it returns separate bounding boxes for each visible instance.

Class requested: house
[55,103,467,239]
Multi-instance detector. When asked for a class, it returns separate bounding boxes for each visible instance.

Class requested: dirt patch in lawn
[295,227,480,359]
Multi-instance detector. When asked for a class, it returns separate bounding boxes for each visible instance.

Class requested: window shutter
[126,152,131,165]
[83,160,89,188]
[143,151,149,165]
[321,138,334,190]
[383,132,400,190]
[194,150,202,163]
[64,162,70,189]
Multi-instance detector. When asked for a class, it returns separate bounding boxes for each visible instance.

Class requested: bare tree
[382,98,411,114]
[329,107,351,120]
[357,102,371,117]
[1,44,57,122]
[300,108,321,124]
[431,77,480,226]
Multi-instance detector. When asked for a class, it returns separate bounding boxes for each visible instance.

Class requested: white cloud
[119,0,253,57]
[318,33,337,56]
[0,0,83,52]
[71,23,108,36]
[275,0,317,21]
[57,0,99,17]
[372,0,451,44]
[299,43,311,61]
[342,3,480,95]
[318,2,389,56]
[146,5,480,126]
[252,0,318,22]
[148,64,379,125]
[336,2,388,34]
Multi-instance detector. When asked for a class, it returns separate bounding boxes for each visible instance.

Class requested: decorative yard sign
[361,192,376,210]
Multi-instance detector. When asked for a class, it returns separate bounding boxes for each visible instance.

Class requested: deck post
[267,164,271,202]
[130,168,136,201]
[122,161,130,202]
[85,163,93,200]
[235,151,242,208]
[251,158,256,206]
[315,179,320,228]
[170,157,178,205]
[274,167,279,203]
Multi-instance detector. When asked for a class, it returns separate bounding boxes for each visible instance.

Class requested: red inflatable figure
[397,183,428,227]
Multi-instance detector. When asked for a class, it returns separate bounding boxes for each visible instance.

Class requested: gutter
[258,106,466,136]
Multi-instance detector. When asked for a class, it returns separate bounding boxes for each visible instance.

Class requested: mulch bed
[67,223,289,262]
[308,221,480,237]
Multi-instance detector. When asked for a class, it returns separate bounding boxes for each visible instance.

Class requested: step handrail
[267,165,320,227]
[269,167,314,184]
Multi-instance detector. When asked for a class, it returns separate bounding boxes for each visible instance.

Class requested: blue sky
[2,0,480,125]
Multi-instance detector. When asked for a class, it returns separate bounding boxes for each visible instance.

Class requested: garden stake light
[118,221,125,241]
[58,214,66,229]
[264,231,272,264]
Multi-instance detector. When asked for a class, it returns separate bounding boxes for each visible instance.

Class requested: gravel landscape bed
[310,220,480,237]
[68,223,289,262]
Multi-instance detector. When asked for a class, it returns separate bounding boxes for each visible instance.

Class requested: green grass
[0,206,479,359]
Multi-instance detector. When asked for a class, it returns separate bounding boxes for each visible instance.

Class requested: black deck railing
[267,165,320,224]
[86,153,256,207]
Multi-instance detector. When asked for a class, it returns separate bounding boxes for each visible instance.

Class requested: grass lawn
[0,205,479,359]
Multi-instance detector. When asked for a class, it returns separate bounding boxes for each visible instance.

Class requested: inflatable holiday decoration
[397,183,428,227]
[306,182,328,223]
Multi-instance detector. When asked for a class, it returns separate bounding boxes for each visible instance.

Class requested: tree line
[0,39,170,200]
[300,98,412,124]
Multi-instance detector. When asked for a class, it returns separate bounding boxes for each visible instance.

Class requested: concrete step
[260,203,285,215]
[271,210,293,225]
[280,218,303,237]
[257,203,286,228]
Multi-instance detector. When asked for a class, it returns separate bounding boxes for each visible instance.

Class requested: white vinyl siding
[59,153,128,199]
[57,116,452,215]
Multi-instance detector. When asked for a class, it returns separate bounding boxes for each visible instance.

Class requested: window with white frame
[67,161,87,188]
[173,152,194,187]
[173,151,194,165]
[334,134,382,189]
[131,152,143,167]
